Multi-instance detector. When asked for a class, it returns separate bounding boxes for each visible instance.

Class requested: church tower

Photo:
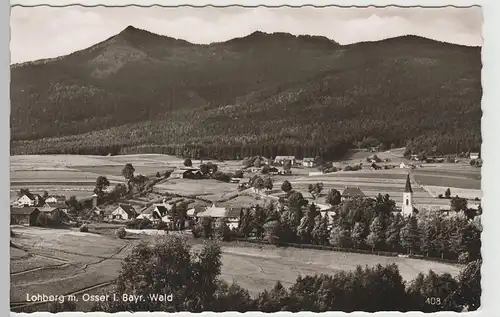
[402,173,414,217]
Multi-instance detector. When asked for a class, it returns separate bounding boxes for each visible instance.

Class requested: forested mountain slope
[10,26,482,158]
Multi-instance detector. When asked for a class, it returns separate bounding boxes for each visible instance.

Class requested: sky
[9,6,483,64]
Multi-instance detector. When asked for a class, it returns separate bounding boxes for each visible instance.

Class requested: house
[11,207,40,226]
[38,207,62,217]
[278,169,292,175]
[410,155,419,161]
[109,204,137,221]
[169,167,201,179]
[370,163,382,170]
[230,178,243,184]
[196,204,242,229]
[341,187,365,201]
[399,162,408,169]
[302,158,315,167]
[44,201,69,213]
[16,193,44,207]
[274,156,296,165]
[268,167,279,175]
[470,152,480,160]
[44,195,66,204]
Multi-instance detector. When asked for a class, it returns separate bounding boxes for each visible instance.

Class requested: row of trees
[72,236,480,313]
[196,187,480,263]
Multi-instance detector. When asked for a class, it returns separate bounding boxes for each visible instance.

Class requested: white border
[4,1,498,317]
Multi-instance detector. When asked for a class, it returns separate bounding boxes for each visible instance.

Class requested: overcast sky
[10,6,482,64]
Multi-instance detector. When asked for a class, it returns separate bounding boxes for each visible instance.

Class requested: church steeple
[402,173,414,217]
[404,174,413,193]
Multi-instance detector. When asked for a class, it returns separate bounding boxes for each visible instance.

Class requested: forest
[10,27,482,158]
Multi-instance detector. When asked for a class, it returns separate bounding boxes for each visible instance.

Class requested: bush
[157,221,169,230]
[79,224,88,232]
[10,229,15,237]
[458,252,470,264]
[438,194,443,199]
[116,227,126,239]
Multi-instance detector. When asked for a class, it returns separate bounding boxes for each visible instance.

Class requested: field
[11,151,481,211]
[10,226,461,311]
[10,154,244,201]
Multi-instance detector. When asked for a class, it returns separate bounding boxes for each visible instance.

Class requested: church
[401,173,417,217]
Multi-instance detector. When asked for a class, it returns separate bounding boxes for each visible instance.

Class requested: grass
[11,226,461,306]
[154,178,240,202]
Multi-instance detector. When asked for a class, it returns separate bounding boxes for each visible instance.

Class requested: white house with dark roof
[16,193,44,207]
[109,204,138,221]
[302,158,315,167]
[196,204,242,229]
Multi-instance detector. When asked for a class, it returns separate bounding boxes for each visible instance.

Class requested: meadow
[10,226,461,311]
[10,153,481,211]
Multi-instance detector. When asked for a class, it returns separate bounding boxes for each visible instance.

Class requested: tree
[329,222,351,248]
[94,176,110,197]
[366,216,385,251]
[313,183,324,197]
[261,165,270,174]
[183,158,193,167]
[351,222,366,249]
[121,163,135,181]
[253,176,265,193]
[445,188,452,199]
[451,196,468,212]
[42,191,49,199]
[385,216,402,251]
[234,170,244,178]
[254,157,262,168]
[406,270,459,312]
[116,227,126,239]
[325,188,341,206]
[283,160,292,171]
[91,236,223,312]
[18,188,31,198]
[450,259,481,311]
[311,213,330,245]
[264,177,273,194]
[400,216,420,255]
[281,180,292,193]
[214,218,231,241]
[314,156,324,167]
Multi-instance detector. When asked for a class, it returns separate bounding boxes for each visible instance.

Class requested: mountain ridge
[10,26,482,159]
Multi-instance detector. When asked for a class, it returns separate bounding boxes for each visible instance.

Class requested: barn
[11,207,40,226]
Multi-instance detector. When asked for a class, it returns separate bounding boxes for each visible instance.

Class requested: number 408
[425,297,441,305]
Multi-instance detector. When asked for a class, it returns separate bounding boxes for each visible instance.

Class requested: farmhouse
[16,193,44,207]
[268,167,279,175]
[11,207,40,226]
[341,187,365,201]
[274,156,296,165]
[169,167,201,179]
[44,195,66,204]
[230,178,243,184]
[370,163,382,170]
[109,204,137,221]
[399,162,408,169]
[196,204,242,229]
[469,152,480,160]
[302,158,315,167]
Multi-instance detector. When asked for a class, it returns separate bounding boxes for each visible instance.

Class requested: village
[10,148,482,236]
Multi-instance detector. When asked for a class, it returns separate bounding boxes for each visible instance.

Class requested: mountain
[10,26,482,159]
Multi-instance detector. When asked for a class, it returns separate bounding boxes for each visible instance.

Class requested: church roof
[404,174,413,193]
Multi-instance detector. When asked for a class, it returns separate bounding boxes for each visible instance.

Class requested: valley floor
[10,226,460,312]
